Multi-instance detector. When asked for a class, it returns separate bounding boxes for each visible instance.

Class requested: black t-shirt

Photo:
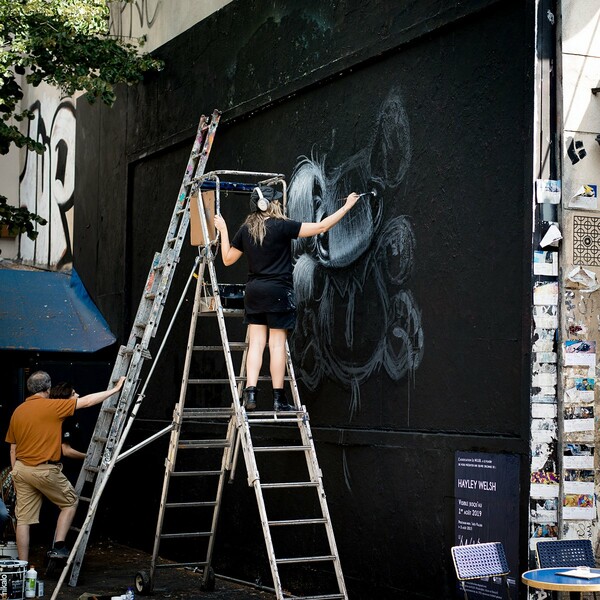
[231,218,302,313]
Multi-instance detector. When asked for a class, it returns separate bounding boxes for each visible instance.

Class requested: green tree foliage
[0,195,47,239]
[0,0,162,240]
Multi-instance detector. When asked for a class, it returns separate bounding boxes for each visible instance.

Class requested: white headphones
[254,187,269,212]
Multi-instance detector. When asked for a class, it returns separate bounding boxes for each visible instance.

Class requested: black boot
[243,386,257,411]
[273,388,294,411]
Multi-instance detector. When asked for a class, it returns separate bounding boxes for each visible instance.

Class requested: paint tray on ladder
[200,283,245,311]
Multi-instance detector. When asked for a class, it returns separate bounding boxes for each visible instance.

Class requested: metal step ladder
[50,110,222,600]
[141,173,348,600]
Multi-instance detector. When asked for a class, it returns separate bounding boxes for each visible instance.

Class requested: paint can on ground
[0,559,28,600]
[0,543,18,559]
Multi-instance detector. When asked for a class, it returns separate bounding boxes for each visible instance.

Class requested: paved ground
[28,540,273,600]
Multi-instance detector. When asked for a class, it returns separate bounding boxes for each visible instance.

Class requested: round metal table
[522,567,600,592]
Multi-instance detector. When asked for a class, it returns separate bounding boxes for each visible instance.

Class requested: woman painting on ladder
[214,185,359,412]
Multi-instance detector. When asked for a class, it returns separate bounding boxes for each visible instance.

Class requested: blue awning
[0,268,116,352]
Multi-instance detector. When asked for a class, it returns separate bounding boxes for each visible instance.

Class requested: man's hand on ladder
[113,376,126,391]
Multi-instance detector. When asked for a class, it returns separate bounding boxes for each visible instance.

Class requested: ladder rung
[198,309,244,317]
[268,518,327,526]
[171,470,222,477]
[188,376,291,384]
[167,237,178,245]
[246,415,304,424]
[292,595,345,600]
[253,445,311,453]
[249,409,304,415]
[188,378,232,384]
[84,466,99,473]
[165,501,217,508]
[101,407,116,414]
[156,561,208,569]
[276,555,336,565]
[92,436,108,443]
[160,531,212,539]
[182,407,233,418]
[261,482,318,489]
[145,292,156,300]
[178,440,230,449]
[193,343,247,351]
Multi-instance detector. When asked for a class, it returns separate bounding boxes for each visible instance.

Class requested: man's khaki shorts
[11,461,78,525]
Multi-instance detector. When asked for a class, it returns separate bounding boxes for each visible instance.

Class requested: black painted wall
[75,1,534,597]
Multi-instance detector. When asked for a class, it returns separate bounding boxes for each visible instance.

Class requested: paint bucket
[0,543,18,559]
[218,284,245,308]
[0,560,28,600]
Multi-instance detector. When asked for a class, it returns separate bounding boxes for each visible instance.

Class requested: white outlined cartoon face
[288,88,424,417]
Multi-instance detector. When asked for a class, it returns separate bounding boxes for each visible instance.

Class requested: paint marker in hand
[340,189,377,202]
[357,189,377,199]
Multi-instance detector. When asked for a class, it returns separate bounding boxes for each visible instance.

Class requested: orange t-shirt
[5,394,76,466]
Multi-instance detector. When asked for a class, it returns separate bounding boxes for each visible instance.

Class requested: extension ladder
[50,110,221,600]
[140,172,348,599]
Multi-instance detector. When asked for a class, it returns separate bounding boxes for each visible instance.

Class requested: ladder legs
[146,247,348,597]
[147,255,244,590]
[297,413,348,598]
[228,327,250,483]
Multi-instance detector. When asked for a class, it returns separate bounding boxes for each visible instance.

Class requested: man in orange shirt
[6,370,125,562]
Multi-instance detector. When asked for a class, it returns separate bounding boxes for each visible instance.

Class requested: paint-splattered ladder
[140,172,347,600]
[50,110,221,600]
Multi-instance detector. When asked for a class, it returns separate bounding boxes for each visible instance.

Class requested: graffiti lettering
[109,0,161,39]
[19,98,75,268]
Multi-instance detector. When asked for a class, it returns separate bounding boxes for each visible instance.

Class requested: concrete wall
[108,0,234,53]
[75,1,534,597]
[0,144,20,260]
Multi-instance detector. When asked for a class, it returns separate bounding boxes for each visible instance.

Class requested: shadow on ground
[30,540,273,600]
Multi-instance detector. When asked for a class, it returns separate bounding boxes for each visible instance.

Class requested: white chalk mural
[288,89,424,417]
[19,91,75,268]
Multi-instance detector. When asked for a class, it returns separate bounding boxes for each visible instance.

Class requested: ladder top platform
[194,170,286,193]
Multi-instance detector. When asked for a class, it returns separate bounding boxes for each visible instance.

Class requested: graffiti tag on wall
[288,89,424,418]
[109,0,160,39]
[19,96,75,268]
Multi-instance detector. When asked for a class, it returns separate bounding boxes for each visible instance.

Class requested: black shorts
[244,310,296,330]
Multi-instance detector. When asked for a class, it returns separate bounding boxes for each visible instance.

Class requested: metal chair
[536,539,597,599]
[536,539,595,569]
[451,542,512,600]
